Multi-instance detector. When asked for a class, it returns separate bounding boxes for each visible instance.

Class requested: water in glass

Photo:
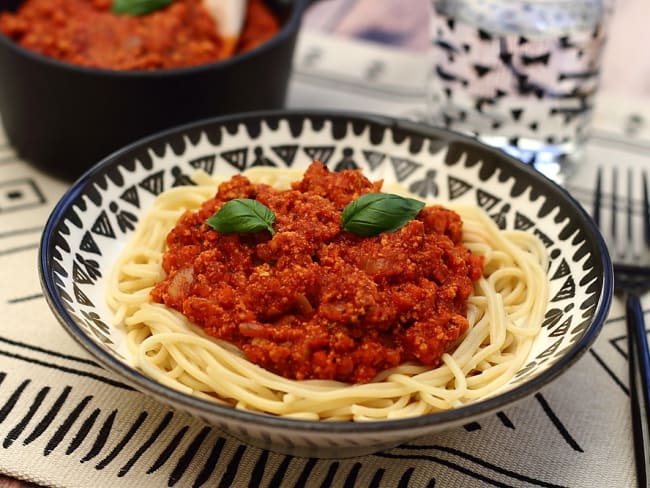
[428,0,608,183]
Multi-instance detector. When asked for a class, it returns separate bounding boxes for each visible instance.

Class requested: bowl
[0,0,309,181]
[39,110,613,458]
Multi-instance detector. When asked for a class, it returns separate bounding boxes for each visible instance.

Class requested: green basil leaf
[342,193,425,237]
[206,199,276,235]
[112,0,173,16]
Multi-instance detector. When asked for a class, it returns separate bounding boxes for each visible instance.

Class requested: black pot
[0,0,309,180]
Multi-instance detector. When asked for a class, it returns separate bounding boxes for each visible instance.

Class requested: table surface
[303,0,650,98]
[1,0,650,487]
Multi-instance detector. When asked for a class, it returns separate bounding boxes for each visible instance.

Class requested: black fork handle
[626,293,650,488]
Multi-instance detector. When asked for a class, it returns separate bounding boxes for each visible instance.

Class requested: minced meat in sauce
[0,0,279,70]
[151,161,484,383]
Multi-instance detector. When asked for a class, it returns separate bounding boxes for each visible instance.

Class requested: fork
[593,166,650,487]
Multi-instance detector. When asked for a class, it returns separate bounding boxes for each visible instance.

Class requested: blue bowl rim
[39,108,614,435]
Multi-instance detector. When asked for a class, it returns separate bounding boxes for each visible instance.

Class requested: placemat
[1,31,648,488]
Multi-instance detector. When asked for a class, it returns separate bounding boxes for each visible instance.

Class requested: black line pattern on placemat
[0,335,101,367]
[343,462,362,486]
[6,293,43,304]
[0,225,42,239]
[0,243,39,256]
[463,421,480,432]
[118,411,175,477]
[497,412,514,429]
[0,178,46,214]
[0,378,29,423]
[423,452,569,487]
[368,468,386,488]
[0,349,132,389]
[43,395,94,452]
[321,461,339,486]
[267,453,294,488]
[96,411,148,470]
[147,424,189,474]
[589,349,628,395]
[376,451,518,488]
[534,393,583,452]
[26,385,72,449]
[294,457,318,486]
[13,392,567,488]
[35,386,72,456]
[3,385,49,448]
[397,467,416,487]
[460,411,514,432]
[392,444,566,488]
[193,436,226,487]
[218,443,247,488]
[81,409,117,463]
[584,309,650,398]
[249,449,269,486]
[610,335,628,359]
[45,395,93,456]
[168,425,212,485]
[67,408,100,455]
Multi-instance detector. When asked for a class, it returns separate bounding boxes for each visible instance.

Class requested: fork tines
[593,166,650,264]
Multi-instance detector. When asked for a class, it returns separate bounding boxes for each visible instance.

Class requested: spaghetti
[107,165,549,421]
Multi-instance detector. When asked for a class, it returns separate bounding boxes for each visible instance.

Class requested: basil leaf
[112,0,173,16]
[206,199,276,235]
[342,193,425,237]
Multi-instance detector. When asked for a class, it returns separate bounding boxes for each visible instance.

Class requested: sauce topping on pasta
[151,161,484,383]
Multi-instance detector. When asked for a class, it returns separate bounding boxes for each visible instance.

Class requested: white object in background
[203,0,248,56]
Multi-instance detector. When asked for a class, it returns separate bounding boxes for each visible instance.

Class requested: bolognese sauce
[151,161,484,384]
[0,0,279,70]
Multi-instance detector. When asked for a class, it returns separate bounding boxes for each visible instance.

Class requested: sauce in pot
[0,0,279,70]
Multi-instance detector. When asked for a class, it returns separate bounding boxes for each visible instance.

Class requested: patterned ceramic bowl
[39,110,612,458]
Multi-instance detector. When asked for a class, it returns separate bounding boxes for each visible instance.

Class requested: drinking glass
[427,0,611,183]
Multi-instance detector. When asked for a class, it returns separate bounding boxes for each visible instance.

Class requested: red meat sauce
[0,0,279,70]
[151,161,484,384]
